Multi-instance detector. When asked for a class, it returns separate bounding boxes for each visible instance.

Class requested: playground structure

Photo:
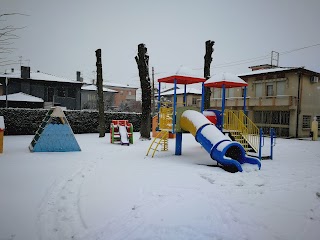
[110,120,133,145]
[29,106,81,152]
[147,68,267,172]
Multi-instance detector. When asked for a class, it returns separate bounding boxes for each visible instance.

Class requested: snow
[205,72,248,88]
[0,116,4,130]
[182,110,210,130]
[201,125,230,147]
[81,85,118,93]
[104,82,138,89]
[0,71,82,84]
[203,110,216,116]
[238,67,298,77]
[1,133,320,240]
[0,92,44,102]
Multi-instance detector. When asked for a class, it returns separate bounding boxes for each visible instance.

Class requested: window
[192,97,197,105]
[276,81,285,96]
[58,87,66,97]
[255,83,263,97]
[254,111,290,125]
[302,115,311,129]
[266,84,273,96]
[47,87,54,102]
[88,93,96,101]
[227,88,235,98]
[68,87,76,98]
[128,91,132,96]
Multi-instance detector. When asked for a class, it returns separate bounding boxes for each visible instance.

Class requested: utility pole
[152,67,155,116]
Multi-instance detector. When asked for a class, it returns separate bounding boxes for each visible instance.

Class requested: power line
[279,43,320,55]
[193,42,320,70]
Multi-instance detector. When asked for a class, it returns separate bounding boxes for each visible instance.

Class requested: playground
[0,132,320,240]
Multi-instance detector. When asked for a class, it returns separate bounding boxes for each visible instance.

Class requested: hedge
[0,108,142,135]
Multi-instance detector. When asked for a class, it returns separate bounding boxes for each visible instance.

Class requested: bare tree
[204,40,215,110]
[0,13,28,67]
[95,49,106,137]
[135,43,151,140]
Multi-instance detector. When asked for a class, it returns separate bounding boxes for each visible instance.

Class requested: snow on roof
[158,87,202,96]
[238,67,299,77]
[0,92,44,102]
[81,85,118,93]
[0,71,82,84]
[158,66,206,84]
[205,72,248,88]
[104,82,138,89]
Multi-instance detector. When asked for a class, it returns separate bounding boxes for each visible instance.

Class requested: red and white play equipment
[110,120,133,145]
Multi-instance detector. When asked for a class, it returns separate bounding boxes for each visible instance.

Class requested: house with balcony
[0,67,83,110]
[209,64,320,137]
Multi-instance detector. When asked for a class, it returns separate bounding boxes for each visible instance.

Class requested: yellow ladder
[146,130,169,157]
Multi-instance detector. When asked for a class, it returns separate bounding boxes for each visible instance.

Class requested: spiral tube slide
[180,110,261,172]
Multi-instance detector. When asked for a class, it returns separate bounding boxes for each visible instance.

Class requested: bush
[0,108,142,135]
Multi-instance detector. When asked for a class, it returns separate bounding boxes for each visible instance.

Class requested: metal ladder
[146,130,169,157]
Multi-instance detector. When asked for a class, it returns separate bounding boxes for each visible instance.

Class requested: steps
[146,130,169,158]
[224,110,259,153]
[225,130,255,152]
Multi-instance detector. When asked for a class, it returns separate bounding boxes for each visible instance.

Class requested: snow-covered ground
[0,132,320,240]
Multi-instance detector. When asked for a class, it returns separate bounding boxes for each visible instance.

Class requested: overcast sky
[1,0,320,88]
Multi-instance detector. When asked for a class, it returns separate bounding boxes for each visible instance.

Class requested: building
[0,67,83,110]
[209,65,320,137]
[81,84,117,110]
[0,92,44,108]
[104,82,138,110]
[157,87,202,107]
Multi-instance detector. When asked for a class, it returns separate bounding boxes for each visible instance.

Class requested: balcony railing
[210,95,297,108]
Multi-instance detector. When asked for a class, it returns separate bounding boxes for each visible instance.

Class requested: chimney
[76,71,83,82]
[21,66,30,79]
[11,68,14,73]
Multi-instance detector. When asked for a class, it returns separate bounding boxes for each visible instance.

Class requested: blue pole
[270,128,275,160]
[221,84,226,130]
[201,82,205,113]
[259,128,264,161]
[243,86,247,115]
[172,79,177,133]
[175,132,182,155]
[183,84,187,106]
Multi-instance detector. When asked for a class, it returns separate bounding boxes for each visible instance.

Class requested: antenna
[271,51,279,67]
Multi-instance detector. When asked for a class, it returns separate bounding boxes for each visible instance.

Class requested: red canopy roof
[158,75,206,84]
[204,72,248,88]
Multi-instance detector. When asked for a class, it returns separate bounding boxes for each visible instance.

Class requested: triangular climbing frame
[29,107,81,152]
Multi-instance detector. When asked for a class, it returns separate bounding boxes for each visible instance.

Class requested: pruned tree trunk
[95,48,105,137]
[204,40,215,110]
[135,43,151,140]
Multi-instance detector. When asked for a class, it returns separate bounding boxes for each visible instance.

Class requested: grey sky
[1,0,320,88]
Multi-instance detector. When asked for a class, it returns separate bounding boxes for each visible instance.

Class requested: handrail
[224,110,259,152]
[159,106,173,131]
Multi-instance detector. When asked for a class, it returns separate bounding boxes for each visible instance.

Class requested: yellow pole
[0,130,4,153]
